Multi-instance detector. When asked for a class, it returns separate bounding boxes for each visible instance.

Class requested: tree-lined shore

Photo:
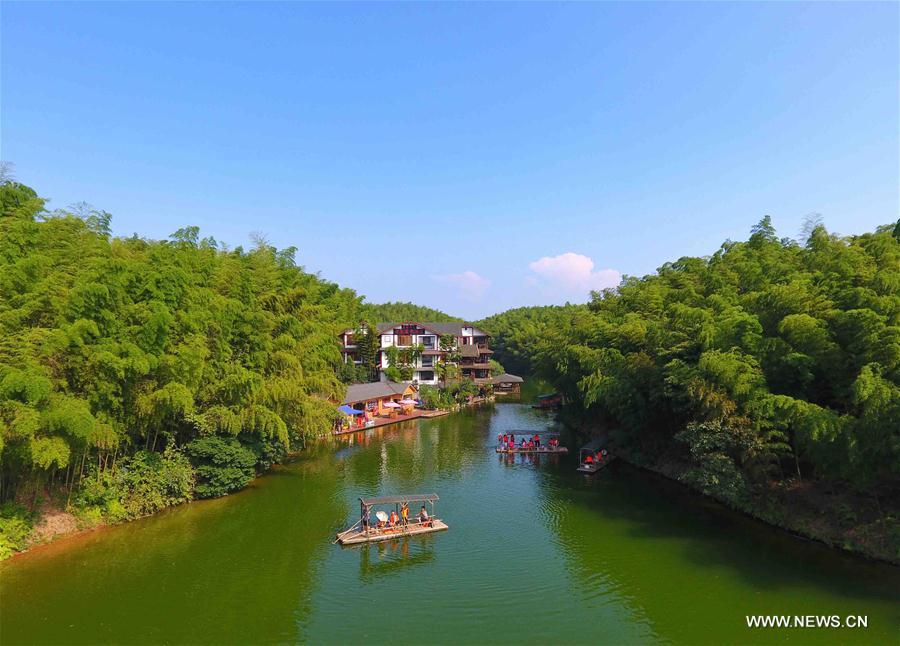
[3,178,897,564]
[0,180,368,557]
[480,218,900,562]
[0,181,495,558]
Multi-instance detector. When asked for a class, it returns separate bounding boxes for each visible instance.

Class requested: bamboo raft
[337,519,449,545]
[576,458,613,473]
[576,438,613,473]
[495,430,566,455]
[336,493,448,546]
[496,446,568,454]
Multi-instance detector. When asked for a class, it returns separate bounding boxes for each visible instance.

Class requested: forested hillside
[478,304,586,375]
[360,301,462,323]
[482,218,900,558]
[0,180,362,552]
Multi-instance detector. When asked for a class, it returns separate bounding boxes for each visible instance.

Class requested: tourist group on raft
[582,448,609,465]
[497,433,559,451]
[361,503,433,532]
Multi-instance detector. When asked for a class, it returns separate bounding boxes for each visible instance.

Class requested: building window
[421,336,435,349]
[397,335,412,346]
[419,371,435,381]
[421,355,434,367]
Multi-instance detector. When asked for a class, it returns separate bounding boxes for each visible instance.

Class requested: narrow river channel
[2,400,897,644]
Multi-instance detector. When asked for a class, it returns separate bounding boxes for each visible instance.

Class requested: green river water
[1,398,898,645]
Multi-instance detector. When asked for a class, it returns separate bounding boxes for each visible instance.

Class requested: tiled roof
[343,381,412,404]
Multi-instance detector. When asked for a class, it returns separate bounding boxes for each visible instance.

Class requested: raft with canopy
[495,430,568,454]
[336,493,449,546]
[532,393,563,410]
[576,438,613,473]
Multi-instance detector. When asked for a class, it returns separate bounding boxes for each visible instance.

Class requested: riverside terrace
[337,382,418,431]
[334,381,453,434]
[338,322,496,385]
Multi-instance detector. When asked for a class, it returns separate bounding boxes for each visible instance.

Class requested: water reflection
[358,536,437,583]
[498,451,564,469]
[531,452,900,644]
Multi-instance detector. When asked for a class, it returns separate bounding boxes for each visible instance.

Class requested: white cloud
[528,252,621,293]
[432,270,490,300]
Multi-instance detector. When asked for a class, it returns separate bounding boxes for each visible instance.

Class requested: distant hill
[478,304,587,375]
[360,301,463,323]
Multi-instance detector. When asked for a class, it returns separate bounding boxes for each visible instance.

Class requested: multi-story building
[339,322,494,385]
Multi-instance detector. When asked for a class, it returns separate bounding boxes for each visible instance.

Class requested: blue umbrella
[338,405,364,415]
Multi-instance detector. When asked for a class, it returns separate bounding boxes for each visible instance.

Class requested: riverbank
[605,442,900,566]
[333,408,451,435]
[4,398,492,561]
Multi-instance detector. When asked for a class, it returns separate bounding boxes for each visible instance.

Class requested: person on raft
[418,505,432,527]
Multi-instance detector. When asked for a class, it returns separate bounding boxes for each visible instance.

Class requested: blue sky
[3,2,898,319]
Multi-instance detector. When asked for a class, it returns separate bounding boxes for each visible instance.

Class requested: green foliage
[418,381,480,409]
[0,503,33,559]
[445,379,478,404]
[676,422,750,506]
[484,219,900,498]
[479,304,586,376]
[360,302,461,322]
[0,180,360,509]
[418,385,454,409]
[185,437,257,498]
[75,447,194,521]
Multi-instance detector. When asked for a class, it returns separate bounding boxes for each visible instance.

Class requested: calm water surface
[2,401,898,644]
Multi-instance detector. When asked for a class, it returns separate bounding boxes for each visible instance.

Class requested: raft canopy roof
[360,493,439,506]
[579,438,605,452]
[491,373,523,384]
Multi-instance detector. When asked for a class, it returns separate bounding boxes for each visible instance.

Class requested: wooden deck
[334,409,453,436]
[337,519,449,545]
[576,456,616,473]
[496,446,568,454]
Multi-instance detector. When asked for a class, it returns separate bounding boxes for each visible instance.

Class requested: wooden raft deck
[495,446,568,454]
[337,520,449,545]
[576,456,616,473]
[334,409,453,436]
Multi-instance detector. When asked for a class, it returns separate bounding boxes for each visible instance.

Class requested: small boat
[495,430,568,454]
[336,494,449,546]
[532,393,563,410]
[576,438,614,473]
